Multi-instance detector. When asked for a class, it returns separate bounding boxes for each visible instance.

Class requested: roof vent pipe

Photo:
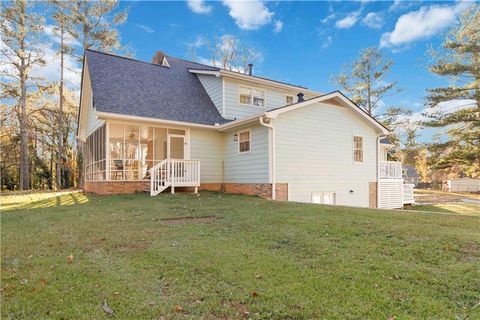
[297,92,304,103]
[247,63,253,76]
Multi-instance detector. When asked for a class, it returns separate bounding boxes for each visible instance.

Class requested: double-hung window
[286,95,294,105]
[353,136,363,163]
[238,130,251,153]
[239,86,265,107]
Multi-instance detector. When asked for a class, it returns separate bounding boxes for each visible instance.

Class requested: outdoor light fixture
[233,134,238,141]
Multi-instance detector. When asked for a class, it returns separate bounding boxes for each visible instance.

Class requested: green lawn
[1,191,480,319]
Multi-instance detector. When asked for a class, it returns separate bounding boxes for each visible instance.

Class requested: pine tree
[332,47,411,142]
[424,4,480,178]
[1,0,45,190]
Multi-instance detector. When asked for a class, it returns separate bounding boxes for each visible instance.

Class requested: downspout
[377,134,387,208]
[259,116,275,200]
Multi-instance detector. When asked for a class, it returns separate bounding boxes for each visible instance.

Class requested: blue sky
[113,0,470,141]
[37,0,470,142]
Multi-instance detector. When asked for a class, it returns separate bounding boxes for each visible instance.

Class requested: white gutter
[217,112,267,131]
[259,116,276,200]
[96,111,219,129]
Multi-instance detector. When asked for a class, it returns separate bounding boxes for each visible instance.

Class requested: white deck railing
[403,183,415,204]
[379,161,402,179]
[149,159,200,196]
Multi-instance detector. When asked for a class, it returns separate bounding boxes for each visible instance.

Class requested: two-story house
[77,50,411,209]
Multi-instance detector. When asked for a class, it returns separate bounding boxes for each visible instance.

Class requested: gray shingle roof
[380,137,393,144]
[85,49,228,125]
[402,165,419,178]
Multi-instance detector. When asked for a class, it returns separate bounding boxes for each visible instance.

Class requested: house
[402,165,419,187]
[77,49,411,209]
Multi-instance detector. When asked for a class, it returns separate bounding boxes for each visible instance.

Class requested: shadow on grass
[1,191,90,212]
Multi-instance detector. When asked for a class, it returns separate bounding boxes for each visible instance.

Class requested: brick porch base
[84,181,288,200]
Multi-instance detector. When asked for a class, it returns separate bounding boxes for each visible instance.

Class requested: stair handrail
[149,159,169,196]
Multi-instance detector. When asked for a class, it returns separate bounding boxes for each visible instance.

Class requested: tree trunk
[57,24,65,189]
[19,57,30,190]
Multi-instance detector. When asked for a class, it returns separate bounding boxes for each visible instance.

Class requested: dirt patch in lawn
[160,215,222,225]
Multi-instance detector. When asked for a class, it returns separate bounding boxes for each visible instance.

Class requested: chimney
[152,51,167,65]
[247,63,253,76]
[297,92,304,103]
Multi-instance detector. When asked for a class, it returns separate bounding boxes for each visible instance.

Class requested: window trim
[237,129,251,154]
[353,135,364,164]
[238,85,266,108]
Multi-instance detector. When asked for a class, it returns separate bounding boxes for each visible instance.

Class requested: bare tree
[202,35,259,73]
[1,0,45,190]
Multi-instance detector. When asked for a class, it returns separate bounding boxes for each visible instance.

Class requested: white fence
[447,179,480,192]
[403,184,415,204]
[379,161,402,179]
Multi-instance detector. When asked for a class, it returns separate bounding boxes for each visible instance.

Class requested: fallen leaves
[175,304,182,312]
[250,291,258,297]
[102,299,115,316]
[67,254,73,264]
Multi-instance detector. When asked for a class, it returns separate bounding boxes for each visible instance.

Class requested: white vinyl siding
[83,63,105,137]
[196,74,223,116]
[274,101,377,207]
[223,124,269,183]
[224,78,313,120]
[190,128,224,183]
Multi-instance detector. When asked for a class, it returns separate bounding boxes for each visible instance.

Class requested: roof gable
[266,91,390,134]
[84,50,227,125]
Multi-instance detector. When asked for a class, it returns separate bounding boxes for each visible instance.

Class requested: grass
[405,202,480,216]
[1,191,480,319]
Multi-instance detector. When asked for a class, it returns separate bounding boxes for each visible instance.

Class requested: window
[353,136,363,163]
[312,192,336,205]
[238,130,251,153]
[286,95,294,105]
[239,86,265,107]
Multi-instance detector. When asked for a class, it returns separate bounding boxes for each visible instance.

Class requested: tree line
[1,1,478,191]
[1,0,128,191]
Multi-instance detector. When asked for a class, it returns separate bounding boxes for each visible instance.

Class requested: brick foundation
[84,181,288,200]
[84,181,149,195]
[223,183,288,200]
[369,182,377,208]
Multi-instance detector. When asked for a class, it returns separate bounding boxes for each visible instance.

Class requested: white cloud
[335,10,362,29]
[388,0,415,12]
[380,2,471,49]
[33,44,81,89]
[222,0,274,30]
[322,36,332,49]
[362,12,384,29]
[273,20,283,33]
[136,24,154,34]
[43,25,81,47]
[320,13,336,24]
[187,0,212,14]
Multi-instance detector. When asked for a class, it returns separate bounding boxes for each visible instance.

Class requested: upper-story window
[239,86,265,107]
[286,95,294,105]
[353,136,363,163]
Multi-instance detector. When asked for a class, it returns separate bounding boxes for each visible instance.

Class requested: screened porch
[84,122,188,182]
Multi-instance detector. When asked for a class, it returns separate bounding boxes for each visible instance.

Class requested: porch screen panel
[107,123,178,181]
[84,124,106,181]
